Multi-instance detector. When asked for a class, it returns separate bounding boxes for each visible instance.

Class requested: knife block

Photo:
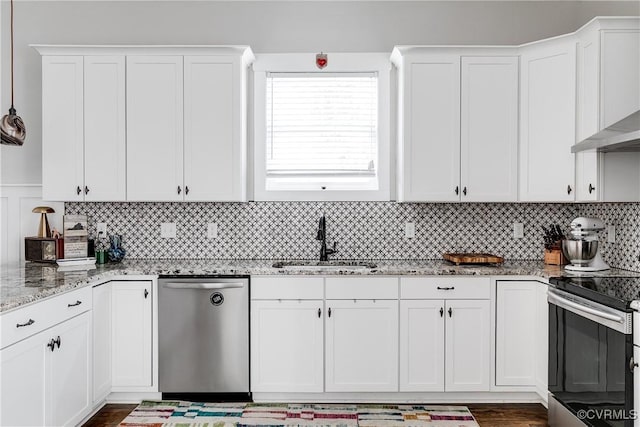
[544,247,567,265]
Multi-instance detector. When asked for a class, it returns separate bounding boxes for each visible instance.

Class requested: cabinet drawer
[400,277,490,299]
[1,286,92,349]
[251,277,324,300]
[325,277,398,300]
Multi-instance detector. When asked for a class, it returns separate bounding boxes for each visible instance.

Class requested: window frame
[253,53,391,201]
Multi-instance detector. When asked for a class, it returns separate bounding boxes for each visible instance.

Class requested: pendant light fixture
[1,0,26,146]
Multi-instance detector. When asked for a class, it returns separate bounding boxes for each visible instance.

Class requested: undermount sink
[271,260,378,270]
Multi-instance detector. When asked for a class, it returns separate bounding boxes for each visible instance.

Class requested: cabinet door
[251,300,324,392]
[0,330,47,426]
[461,56,518,202]
[184,56,246,201]
[398,55,460,202]
[601,30,640,129]
[535,281,549,398]
[111,281,152,388]
[325,299,398,392]
[575,152,600,202]
[520,38,576,202]
[445,299,490,391]
[41,56,84,201]
[576,26,600,143]
[495,281,537,386]
[84,56,126,201]
[399,299,445,392]
[127,56,184,201]
[46,311,92,427]
[92,283,112,403]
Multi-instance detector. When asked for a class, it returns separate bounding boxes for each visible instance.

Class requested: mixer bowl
[562,239,599,266]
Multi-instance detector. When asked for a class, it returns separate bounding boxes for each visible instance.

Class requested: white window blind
[266,72,378,178]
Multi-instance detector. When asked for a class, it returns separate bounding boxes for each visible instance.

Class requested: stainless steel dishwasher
[158,275,250,400]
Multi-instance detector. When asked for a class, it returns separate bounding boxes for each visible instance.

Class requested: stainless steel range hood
[572,110,640,153]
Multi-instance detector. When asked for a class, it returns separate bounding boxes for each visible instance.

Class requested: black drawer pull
[448,307,453,317]
[47,339,56,352]
[440,307,444,317]
[437,286,455,291]
[54,336,61,348]
[328,307,332,318]
[317,308,321,318]
[144,289,149,299]
[16,319,35,328]
[67,300,82,307]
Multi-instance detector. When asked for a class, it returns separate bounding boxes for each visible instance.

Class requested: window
[254,54,390,201]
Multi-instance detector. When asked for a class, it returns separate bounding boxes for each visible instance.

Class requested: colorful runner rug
[119,401,479,427]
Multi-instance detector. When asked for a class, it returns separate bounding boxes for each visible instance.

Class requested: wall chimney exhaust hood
[572,110,640,153]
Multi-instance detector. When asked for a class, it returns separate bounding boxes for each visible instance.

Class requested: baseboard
[252,391,545,404]
[107,391,163,403]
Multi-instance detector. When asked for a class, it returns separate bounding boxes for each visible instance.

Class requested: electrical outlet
[607,225,616,243]
[405,222,415,238]
[96,222,107,236]
[207,223,218,239]
[513,223,524,239]
[160,223,176,239]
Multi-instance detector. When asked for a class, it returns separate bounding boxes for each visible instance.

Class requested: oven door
[548,288,634,427]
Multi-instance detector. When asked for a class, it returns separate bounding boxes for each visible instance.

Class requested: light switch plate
[607,225,616,243]
[405,222,415,238]
[207,223,218,239]
[161,223,176,239]
[513,223,524,239]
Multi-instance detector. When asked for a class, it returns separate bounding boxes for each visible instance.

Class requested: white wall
[1,0,638,185]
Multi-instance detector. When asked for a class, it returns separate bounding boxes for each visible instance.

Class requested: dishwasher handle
[163,282,245,290]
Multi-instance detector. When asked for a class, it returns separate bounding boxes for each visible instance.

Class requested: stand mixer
[562,217,610,272]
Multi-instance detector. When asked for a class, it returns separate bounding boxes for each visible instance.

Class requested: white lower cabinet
[251,300,324,392]
[46,312,92,427]
[399,300,445,391]
[0,311,91,427]
[325,299,399,392]
[445,299,491,391]
[92,283,112,403]
[0,327,48,426]
[111,281,153,389]
[495,280,548,394]
[399,277,491,392]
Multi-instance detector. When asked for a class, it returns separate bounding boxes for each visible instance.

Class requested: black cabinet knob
[588,183,595,194]
[567,185,572,195]
[76,186,82,195]
[448,307,453,317]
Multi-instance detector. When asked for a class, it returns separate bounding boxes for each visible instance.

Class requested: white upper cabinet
[183,55,248,201]
[392,49,518,202]
[393,51,461,202]
[461,56,518,202]
[39,54,127,202]
[84,56,127,201]
[127,55,185,202]
[36,46,253,202]
[519,36,577,202]
[41,56,84,202]
[575,18,640,202]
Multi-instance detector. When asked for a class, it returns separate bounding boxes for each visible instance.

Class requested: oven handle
[548,290,624,323]
[163,282,245,290]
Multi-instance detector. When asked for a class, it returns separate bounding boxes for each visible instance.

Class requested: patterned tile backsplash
[65,201,639,271]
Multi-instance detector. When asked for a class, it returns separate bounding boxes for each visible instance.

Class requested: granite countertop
[1,259,639,313]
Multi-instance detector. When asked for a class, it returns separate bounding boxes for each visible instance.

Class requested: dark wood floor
[83,403,548,426]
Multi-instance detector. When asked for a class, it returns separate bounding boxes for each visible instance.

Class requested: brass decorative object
[33,206,55,238]
[1,0,26,146]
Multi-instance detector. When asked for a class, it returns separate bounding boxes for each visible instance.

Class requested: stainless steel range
[548,276,639,427]
[158,275,251,401]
